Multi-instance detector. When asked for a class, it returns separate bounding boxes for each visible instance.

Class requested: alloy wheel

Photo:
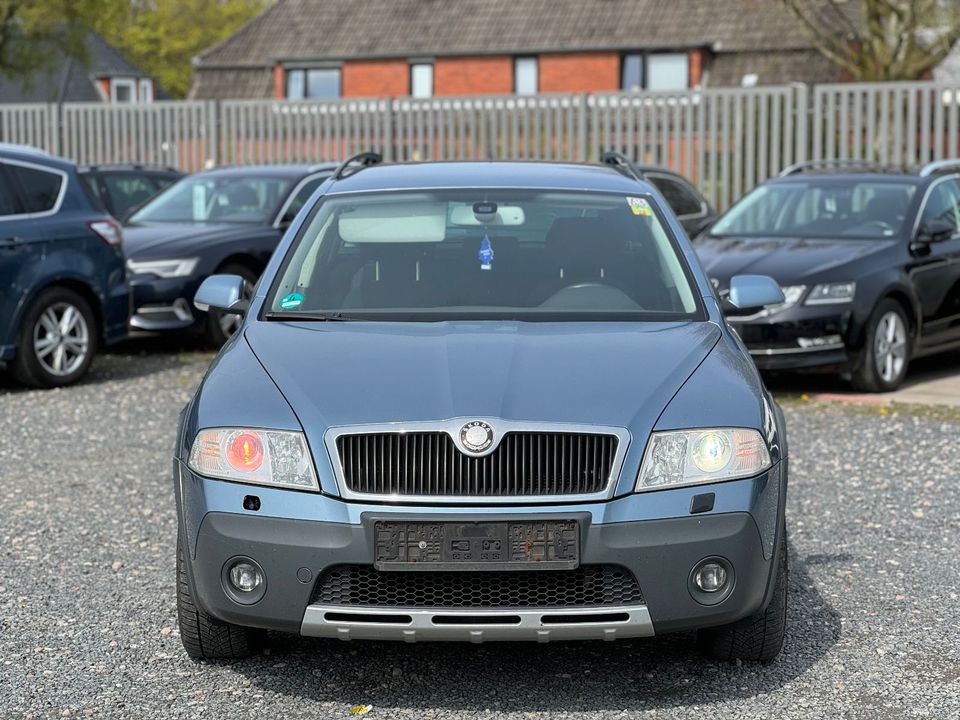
[873,311,907,385]
[33,302,90,377]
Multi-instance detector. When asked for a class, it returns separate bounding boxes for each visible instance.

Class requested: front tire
[176,538,263,660]
[697,532,788,662]
[851,298,910,392]
[13,287,97,388]
[205,263,257,348]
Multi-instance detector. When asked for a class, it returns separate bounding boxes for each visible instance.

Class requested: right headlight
[127,257,199,278]
[187,427,319,491]
[636,428,771,492]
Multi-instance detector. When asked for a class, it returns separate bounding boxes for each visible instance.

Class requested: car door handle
[0,236,23,249]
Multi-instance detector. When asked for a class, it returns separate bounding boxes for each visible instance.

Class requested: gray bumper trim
[301,604,654,643]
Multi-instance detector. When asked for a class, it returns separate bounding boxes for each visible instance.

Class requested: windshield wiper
[264,311,361,322]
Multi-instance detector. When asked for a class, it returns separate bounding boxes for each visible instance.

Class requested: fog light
[228,561,263,593]
[693,562,728,593]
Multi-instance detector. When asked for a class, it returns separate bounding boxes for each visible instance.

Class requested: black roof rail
[918,159,960,177]
[332,151,383,180]
[778,159,895,177]
[601,150,643,182]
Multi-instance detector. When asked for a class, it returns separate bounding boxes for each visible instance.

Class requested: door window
[6,164,63,213]
[649,175,704,216]
[0,169,21,215]
[920,179,960,233]
[280,175,328,225]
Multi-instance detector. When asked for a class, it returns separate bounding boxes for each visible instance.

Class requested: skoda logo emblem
[460,421,494,453]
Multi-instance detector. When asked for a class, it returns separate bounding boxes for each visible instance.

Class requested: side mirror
[194,274,248,315]
[916,218,955,245]
[723,274,785,315]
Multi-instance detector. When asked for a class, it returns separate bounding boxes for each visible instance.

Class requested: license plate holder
[374,520,580,571]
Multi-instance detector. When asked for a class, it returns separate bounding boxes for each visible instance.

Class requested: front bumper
[129,275,203,331]
[176,461,785,642]
[730,305,852,370]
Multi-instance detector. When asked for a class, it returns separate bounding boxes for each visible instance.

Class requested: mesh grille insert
[312,564,643,608]
[335,431,619,497]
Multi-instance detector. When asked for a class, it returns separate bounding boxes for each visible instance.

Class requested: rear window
[267,189,701,322]
[7,163,63,213]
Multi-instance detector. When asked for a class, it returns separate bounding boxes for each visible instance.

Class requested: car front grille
[334,431,619,497]
[311,564,643,608]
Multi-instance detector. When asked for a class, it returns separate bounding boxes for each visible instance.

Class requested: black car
[695,159,960,392]
[123,163,336,345]
[0,144,129,387]
[602,153,716,237]
[79,164,183,220]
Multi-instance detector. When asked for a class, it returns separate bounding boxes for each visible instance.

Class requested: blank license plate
[374,520,579,571]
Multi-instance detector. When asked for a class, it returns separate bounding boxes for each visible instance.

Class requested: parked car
[174,153,789,663]
[602,152,716,237]
[695,159,960,392]
[78,164,183,221]
[0,144,127,387]
[123,163,336,345]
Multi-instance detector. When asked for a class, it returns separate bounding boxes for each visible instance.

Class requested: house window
[621,53,690,91]
[514,57,538,95]
[621,54,643,92]
[410,63,434,98]
[646,53,689,91]
[139,78,154,103]
[286,68,341,99]
[110,78,136,103]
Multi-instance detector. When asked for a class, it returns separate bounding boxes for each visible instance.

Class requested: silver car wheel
[874,310,907,385]
[217,278,254,339]
[33,302,90,377]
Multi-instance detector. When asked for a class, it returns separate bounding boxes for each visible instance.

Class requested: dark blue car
[0,144,128,388]
[175,155,790,663]
[123,164,336,346]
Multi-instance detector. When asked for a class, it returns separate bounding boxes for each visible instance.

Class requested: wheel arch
[18,277,104,344]
[215,254,263,278]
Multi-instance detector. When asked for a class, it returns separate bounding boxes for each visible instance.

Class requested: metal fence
[5,80,960,209]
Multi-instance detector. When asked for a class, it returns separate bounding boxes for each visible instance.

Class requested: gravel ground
[1,343,959,720]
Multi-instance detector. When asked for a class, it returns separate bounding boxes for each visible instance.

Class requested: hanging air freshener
[479,234,494,270]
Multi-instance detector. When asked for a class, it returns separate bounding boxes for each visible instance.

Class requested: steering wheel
[539,282,641,310]
[860,220,896,233]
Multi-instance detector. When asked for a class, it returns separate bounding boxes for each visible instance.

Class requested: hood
[122,222,265,257]
[694,234,895,286]
[245,320,721,488]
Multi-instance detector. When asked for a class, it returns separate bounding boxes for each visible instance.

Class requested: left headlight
[187,428,320,491]
[127,258,199,278]
[636,428,771,492]
[805,281,855,305]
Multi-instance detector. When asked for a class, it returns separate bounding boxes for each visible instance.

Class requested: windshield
[129,175,294,224]
[267,189,700,322]
[710,180,918,239]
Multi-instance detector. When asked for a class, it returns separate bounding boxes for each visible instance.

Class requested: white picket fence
[4,80,960,209]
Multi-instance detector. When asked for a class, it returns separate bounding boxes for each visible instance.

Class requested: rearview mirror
[194,274,248,315]
[916,219,955,244]
[723,275,785,315]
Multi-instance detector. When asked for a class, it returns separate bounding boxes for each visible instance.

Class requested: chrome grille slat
[335,431,619,498]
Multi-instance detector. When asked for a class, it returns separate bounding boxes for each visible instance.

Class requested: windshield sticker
[627,196,652,216]
[279,292,304,310]
[479,234,494,270]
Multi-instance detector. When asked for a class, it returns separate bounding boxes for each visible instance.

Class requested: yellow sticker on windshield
[627,196,652,216]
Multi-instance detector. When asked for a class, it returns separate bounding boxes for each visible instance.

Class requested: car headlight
[187,428,319,491]
[778,285,806,307]
[805,282,855,305]
[127,258,199,278]
[636,428,771,492]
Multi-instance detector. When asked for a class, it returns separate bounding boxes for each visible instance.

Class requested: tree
[84,0,269,99]
[781,0,960,81]
[0,0,97,80]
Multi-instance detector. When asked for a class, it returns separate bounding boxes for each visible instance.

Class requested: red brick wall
[342,59,410,97]
[434,56,513,96]
[539,53,620,93]
[689,49,707,88]
[273,63,284,99]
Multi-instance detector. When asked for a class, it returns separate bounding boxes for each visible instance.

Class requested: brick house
[189,0,841,100]
[0,31,156,104]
